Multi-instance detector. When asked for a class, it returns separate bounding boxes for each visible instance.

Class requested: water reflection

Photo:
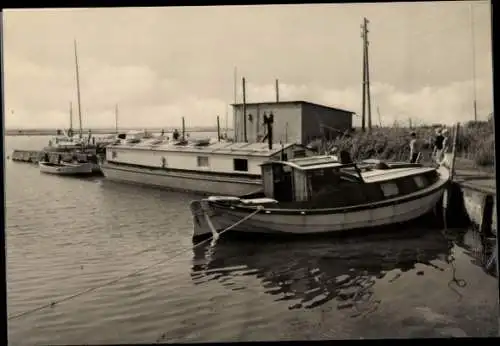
[450,228,498,277]
[191,229,453,315]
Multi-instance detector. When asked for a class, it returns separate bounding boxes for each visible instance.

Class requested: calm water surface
[5,135,498,345]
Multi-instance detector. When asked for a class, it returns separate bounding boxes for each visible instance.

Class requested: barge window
[380,182,399,198]
[197,156,210,167]
[413,175,429,189]
[111,151,117,159]
[233,158,248,172]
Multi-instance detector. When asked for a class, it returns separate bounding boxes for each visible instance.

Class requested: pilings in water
[441,123,497,276]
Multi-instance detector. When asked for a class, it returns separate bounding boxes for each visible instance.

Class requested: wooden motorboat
[39,161,94,176]
[190,155,450,241]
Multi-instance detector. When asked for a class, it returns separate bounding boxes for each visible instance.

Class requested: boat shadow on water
[190,225,465,315]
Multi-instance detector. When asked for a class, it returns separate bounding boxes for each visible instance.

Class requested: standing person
[172,129,180,141]
[433,128,445,162]
[437,128,450,164]
[409,132,421,163]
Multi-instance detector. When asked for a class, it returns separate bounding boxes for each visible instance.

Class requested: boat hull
[100,162,262,196]
[190,166,450,239]
[39,162,94,175]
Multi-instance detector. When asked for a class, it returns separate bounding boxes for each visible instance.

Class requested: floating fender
[442,182,471,229]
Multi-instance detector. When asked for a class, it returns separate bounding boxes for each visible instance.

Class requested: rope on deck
[7,205,263,321]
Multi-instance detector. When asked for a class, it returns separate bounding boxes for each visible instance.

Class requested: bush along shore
[307,118,494,169]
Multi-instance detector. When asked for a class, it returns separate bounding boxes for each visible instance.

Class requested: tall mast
[69,101,73,135]
[225,107,229,133]
[74,40,83,139]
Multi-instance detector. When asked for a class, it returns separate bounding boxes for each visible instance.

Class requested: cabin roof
[111,140,300,157]
[261,155,346,170]
[231,100,356,114]
[287,155,340,167]
[360,167,435,183]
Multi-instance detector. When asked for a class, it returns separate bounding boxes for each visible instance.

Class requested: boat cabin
[260,157,441,208]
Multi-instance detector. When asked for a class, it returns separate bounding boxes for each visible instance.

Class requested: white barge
[101,137,313,196]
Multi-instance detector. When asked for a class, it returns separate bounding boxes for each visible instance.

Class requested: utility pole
[365,18,372,131]
[470,4,478,122]
[242,77,247,142]
[360,17,372,132]
[360,19,367,132]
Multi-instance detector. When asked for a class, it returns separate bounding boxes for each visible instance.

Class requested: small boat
[39,161,94,176]
[189,155,450,241]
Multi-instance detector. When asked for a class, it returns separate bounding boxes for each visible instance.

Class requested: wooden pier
[10,149,104,174]
[442,124,497,277]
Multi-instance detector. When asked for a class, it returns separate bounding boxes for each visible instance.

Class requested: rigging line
[8,207,262,321]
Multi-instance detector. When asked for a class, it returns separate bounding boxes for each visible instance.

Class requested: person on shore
[409,132,421,163]
[432,128,445,162]
[172,129,180,141]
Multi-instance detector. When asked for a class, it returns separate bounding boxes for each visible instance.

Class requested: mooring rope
[8,206,262,321]
[446,252,467,301]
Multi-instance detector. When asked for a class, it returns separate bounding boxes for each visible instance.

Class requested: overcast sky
[2,2,493,129]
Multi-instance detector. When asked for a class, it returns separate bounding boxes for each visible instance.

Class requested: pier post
[182,117,186,141]
[449,122,460,181]
[217,116,221,142]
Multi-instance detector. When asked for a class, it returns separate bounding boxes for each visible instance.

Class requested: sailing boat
[39,40,97,176]
[44,102,85,151]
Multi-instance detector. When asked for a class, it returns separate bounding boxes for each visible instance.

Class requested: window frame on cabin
[233,158,249,172]
[395,176,419,195]
[413,174,429,189]
[294,149,306,158]
[380,182,399,198]
[196,156,210,168]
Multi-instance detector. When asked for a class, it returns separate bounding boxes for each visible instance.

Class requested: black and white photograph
[2,1,498,344]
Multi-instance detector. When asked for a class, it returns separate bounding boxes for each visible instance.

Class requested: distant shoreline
[5,127,231,136]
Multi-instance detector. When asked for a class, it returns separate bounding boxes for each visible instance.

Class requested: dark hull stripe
[101,162,262,185]
[212,179,449,215]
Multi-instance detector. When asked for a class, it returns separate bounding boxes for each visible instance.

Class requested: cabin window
[294,149,306,158]
[111,151,117,159]
[309,168,342,194]
[396,177,418,195]
[380,182,399,198]
[197,156,210,167]
[312,169,325,177]
[413,175,428,189]
[423,171,439,185]
[233,158,248,172]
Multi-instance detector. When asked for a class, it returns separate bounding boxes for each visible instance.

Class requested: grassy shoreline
[313,119,495,169]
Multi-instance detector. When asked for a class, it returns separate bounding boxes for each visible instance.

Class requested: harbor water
[5,135,498,344]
